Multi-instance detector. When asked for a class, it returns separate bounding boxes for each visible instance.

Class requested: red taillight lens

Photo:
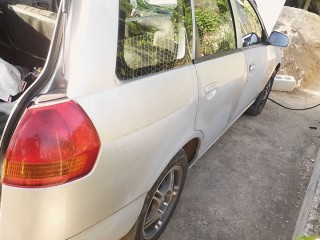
[2,100,100,187]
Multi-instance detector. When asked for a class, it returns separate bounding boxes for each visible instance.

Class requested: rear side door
[232,0,275,117]
[194,0,247,149]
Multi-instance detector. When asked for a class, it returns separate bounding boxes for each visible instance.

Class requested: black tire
[245,71,276,116]
[129,149,188,240]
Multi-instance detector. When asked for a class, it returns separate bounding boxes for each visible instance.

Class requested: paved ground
[160,89,320,240]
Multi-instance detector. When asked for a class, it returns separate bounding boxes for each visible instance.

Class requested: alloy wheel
[142,166,183,239]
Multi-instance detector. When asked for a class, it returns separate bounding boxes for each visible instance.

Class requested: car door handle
[205,83,219,100]
[249,64,256,72]
[205,83,219,94]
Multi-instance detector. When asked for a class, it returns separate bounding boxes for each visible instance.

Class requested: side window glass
[194,0,236,57]
[235,0,263,47]
[116,0,192,80]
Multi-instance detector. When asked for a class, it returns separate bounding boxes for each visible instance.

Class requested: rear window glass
[116,0,192,80]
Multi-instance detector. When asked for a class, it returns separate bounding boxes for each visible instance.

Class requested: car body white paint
[0,0,283,239]
[255,0,286,34]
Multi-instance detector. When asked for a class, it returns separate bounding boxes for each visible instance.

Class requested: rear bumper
[68,194,145,240]
[0,184,145,240]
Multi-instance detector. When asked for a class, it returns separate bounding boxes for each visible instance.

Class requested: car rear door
[194,0,247,150]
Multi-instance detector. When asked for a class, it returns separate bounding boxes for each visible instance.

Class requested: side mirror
[268,31,289,47]
[242,32,260,47]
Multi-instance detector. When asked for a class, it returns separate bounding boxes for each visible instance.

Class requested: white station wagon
[0,0,288,239]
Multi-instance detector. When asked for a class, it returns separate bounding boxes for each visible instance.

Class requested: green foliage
[119,0,132,15]
[194,0,235,55]
[217,0,229,14]
[195,0,231,34]
[195,8,221,34]
[297,236,320,240]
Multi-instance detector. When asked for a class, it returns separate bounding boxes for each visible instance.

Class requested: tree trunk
[303,0,312,9]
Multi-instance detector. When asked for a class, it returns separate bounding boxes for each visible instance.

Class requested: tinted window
[194,0,236,57]
[116,0,192,80]
[235,0,263,47]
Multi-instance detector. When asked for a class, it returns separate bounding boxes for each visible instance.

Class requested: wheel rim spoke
[154,190,164,204]
[143,166,183,239]
[162,170,175,203]
[144,206,162,229]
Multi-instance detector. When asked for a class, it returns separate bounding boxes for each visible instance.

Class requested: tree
[303,0,312,9]
[296,0,320,14]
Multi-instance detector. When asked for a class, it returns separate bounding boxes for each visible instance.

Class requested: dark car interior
[0,0,59,136]
[0,0,59,70]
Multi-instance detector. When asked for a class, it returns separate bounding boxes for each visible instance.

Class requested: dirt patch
[275,6,320,91]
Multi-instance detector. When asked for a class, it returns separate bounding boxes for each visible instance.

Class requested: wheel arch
[182,137,201,165]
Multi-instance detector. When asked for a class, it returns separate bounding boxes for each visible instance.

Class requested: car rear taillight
[2,100,100,187]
